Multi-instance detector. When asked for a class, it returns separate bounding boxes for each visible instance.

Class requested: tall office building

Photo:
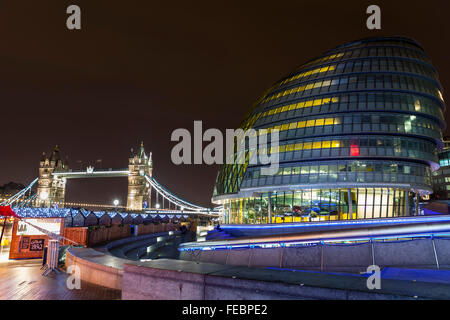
[432,136,450,200]
[213,37,445,224]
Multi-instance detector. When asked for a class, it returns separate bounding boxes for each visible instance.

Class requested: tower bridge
[1,143,220,218]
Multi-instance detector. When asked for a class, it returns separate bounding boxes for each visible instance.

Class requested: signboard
[21,236,30,250]
[29,239,45,252]
[17,219,62,236]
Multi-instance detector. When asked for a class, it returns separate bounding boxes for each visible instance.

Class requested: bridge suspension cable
[144,175,208,212]
[0,178,38,207]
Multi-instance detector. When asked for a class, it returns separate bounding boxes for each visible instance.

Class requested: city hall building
[212,37,446,224]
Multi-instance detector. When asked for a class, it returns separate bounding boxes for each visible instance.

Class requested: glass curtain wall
[225,188,411,224]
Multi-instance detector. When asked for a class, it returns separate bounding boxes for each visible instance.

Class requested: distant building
[432,136,450,200]
[35,145,69,207]
[32,143,152,211]
[0,182,25,202]
[127,142,153,211]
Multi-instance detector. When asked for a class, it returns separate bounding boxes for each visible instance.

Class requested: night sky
[0,0,449,207]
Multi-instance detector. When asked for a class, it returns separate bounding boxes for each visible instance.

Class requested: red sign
[350,144,360,156]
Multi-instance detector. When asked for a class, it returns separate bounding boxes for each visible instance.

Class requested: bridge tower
[127,142,152,211]
[35,146,69,207]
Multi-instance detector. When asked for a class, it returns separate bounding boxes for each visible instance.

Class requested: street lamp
[113,199,119,207]
[155,203,160,209]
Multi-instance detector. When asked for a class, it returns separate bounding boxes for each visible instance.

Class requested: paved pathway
[0,259,121,300]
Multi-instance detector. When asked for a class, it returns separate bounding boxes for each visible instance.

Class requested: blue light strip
[178,230,450,252]
[11,207,194,220]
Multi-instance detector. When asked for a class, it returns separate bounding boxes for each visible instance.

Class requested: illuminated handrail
[179,220,450,251]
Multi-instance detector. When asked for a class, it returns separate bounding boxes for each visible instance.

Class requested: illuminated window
[306,120,315,127]
[414,99,421,111]
[351,144,360,156]
[278,64,337,87]
[315,119,325,126]
[332,140,340,148]
[313,141,322,149]
[324,118,334,126]
[288,123,297,130]
[322,141,331,148]
[305,100,313,107]
[259,96,339,120]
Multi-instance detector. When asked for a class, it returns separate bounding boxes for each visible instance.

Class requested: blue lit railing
[220,215,450,229]
[179,232,450,252]
[179,217,450,252]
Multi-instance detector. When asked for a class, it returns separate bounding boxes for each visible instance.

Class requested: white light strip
[145,175,208,212]
[52,170,129,177]
[0,178,38,206]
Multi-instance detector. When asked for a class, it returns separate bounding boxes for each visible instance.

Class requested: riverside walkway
[0,259,120,300]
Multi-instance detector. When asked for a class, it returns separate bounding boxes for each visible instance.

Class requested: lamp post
[0,217,6,255]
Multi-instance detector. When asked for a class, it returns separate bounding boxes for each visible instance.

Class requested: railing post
[431,235,440,269]
[279,244,284,268]
[268,192,272,224]
[415,191,419,216]
[320,241,324,271]
[371,238,375,266]
[348,188,353,219]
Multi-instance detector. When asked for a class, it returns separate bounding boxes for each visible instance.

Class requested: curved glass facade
[213,37,445,224]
